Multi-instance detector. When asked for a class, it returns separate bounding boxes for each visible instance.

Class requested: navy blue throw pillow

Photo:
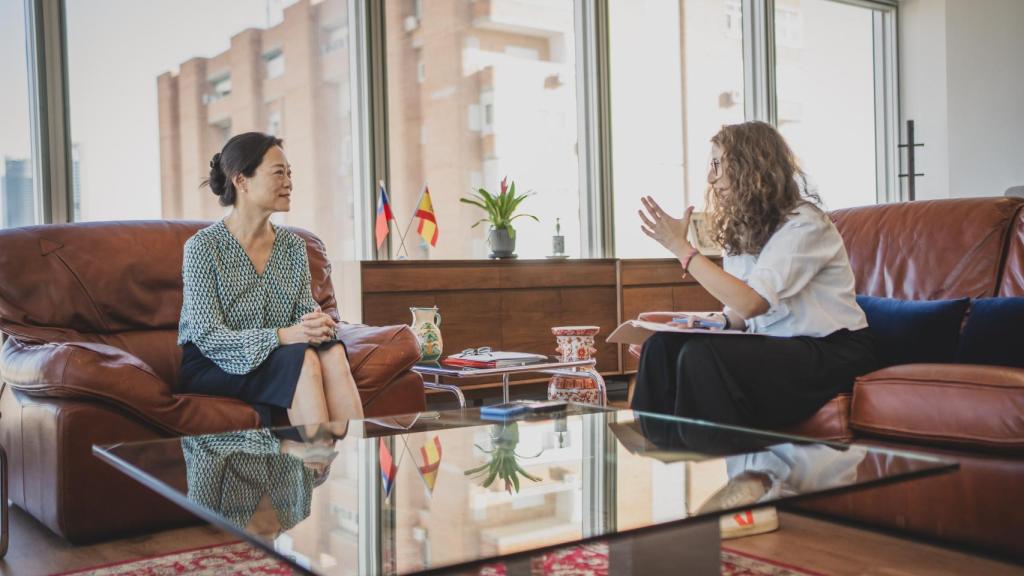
[855,295,970,367]
[956,297,1024,368]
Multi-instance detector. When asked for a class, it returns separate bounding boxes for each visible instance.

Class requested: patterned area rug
[54,540,823,576]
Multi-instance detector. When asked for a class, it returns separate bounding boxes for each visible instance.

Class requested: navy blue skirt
[179,340,345,426]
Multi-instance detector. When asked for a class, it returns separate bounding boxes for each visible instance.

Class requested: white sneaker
[695,472,780,540]
[719,506,780,539]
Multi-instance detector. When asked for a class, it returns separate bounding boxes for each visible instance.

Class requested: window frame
[25,0,72,225]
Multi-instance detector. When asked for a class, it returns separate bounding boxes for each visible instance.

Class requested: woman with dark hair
[177,132,363,427]
[633,121,876,427]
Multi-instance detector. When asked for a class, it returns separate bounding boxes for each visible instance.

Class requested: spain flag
[418,435,443,493]
[415,187,439,247]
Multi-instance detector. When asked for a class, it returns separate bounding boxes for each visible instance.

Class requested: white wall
[900,0,1024,200]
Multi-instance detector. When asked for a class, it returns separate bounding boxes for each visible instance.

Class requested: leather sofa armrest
[851,363,1024,453]
[1,337,259,435]
[336,323,422,395]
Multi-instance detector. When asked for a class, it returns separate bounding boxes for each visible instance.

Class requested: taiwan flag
[379,437,398,498]
[374,181,395,249]
[415,186,439,247]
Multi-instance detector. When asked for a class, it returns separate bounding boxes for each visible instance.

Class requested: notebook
[442,351,549,368]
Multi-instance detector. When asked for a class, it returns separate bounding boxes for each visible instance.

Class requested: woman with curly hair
[632,121,876,427]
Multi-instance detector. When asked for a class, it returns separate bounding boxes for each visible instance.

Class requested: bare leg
[318,345,365,421]
[287,348,330,426]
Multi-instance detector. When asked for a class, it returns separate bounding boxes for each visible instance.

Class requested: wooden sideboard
[361,258,721,392]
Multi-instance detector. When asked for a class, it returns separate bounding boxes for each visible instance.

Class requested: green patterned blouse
[177,220,322,375]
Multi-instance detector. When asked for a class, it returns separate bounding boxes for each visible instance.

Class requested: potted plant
[460,177,538,258]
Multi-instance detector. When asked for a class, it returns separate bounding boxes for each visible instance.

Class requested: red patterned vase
[547,325,604,405]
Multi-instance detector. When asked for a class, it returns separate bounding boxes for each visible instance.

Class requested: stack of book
[442,351,549,368]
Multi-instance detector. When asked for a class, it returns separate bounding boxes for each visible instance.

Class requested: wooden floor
[1,505,1020,576]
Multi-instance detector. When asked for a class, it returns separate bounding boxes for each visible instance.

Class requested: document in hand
[606,319,756,346]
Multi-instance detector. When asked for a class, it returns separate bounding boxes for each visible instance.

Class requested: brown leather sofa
[0,221,426,543]
[633,197,1024,559]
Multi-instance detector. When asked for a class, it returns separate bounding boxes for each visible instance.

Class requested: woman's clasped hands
[278,305,338,345]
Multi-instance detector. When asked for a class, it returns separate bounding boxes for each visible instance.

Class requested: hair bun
[207,152,227,197]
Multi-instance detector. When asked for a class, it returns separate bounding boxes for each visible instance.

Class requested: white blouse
[723,203,867,338]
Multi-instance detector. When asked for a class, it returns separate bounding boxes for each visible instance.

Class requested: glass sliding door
[383,0,581,260]
[63,0,365,319]
[774,0,881,210]
[0,0,40,229]
[609,0,745,259]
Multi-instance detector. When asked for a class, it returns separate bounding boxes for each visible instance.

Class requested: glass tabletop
[93,407,956,575]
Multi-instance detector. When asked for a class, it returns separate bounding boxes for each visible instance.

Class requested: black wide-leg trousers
[631,328,877,427]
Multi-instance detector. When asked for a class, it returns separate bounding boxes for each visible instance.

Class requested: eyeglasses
[455,346,492,357]
[708,157,722,178]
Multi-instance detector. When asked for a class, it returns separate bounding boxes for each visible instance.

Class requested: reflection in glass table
[94,407,956,575]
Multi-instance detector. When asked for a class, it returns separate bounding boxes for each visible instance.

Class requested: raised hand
[639,196,694,259]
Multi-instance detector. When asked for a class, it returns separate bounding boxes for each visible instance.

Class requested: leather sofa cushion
[999,204,1024,297]
[1,337,260,435]
[832,197,1021,300]
[851,364,1024,453]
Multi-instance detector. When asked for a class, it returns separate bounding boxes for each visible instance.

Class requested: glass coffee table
[94,406,956,575]
[414,358,607,408]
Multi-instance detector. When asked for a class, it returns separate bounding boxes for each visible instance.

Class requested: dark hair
[202,132,284,206]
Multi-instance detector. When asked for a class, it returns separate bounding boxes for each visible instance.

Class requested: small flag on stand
[379,438,397,498]
[415,186,439,247]
[375,181,395,249]
[417,435,443,494]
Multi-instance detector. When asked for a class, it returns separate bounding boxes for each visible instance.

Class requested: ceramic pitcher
[410,306,443,362]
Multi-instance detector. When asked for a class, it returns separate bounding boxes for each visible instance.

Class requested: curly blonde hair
[706,122,820,256]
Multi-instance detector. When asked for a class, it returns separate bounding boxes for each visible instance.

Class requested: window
[384,0,580,260]
[208,73,232,102]
[0,0,40,229]
[775,0,878,210]
[321,25,347,54]
[64,0,365,319]
[610,0,745,259]
[267,110,282,136]
[264,48,285,80]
